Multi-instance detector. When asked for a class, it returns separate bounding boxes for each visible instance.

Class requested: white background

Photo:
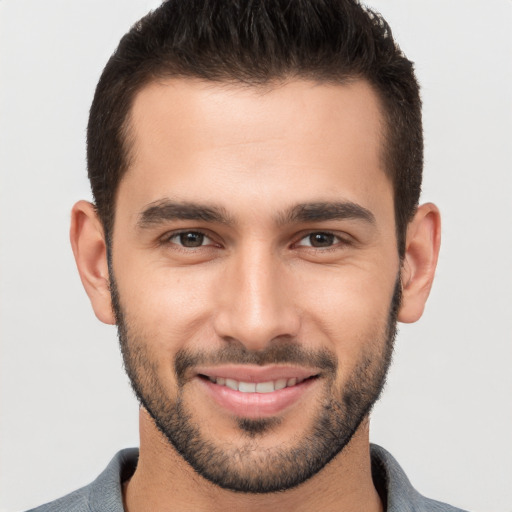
[1,1,511,511]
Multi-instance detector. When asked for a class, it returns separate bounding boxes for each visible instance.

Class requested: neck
[123,409,383,512]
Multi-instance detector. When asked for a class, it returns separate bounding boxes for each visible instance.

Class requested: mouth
[199,374,315,393]
[194,366,320,418]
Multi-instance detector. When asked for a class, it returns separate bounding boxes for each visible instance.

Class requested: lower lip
[198,377,316,419]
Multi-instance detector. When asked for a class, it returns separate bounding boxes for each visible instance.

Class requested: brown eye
[308,233,335,247]
[180,232,204,247]
[168,231,211,247]
[296,232,339,248]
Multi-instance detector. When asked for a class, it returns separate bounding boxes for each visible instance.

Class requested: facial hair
[110,271,401,493]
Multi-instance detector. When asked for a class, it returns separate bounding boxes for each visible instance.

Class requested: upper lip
[195,365,319,383]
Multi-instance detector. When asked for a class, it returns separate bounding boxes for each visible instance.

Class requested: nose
[212,245,301,351]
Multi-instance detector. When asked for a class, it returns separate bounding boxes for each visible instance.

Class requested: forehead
[119,78,391,224]
[127,78,385,161]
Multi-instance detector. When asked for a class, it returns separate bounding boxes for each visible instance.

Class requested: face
[110,79,401,492]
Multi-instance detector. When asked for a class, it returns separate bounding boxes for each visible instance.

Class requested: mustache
[174,342,338,384]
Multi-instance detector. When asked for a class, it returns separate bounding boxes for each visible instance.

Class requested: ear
[398,203,441,323]
[70,200,115,325]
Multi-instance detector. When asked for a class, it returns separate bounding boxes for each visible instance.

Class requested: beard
[110,271,401,494]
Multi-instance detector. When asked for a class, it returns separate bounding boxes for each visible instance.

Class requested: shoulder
[25,448,139,512]
[371,444,469,512]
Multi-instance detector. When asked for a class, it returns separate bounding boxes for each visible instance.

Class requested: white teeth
[255,381,275,393]
[274,378,287,390]
[225,378,238,391]
[208,376,307,393]
[238,381,256,393]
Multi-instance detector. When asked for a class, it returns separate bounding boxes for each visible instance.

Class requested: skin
[70,79,441,512]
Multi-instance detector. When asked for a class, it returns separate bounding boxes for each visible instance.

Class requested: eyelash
[294,231,349,250]
[159,230,351,251]
[160,230,218,249]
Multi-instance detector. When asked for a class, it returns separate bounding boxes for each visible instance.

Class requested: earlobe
[70,200,116,325]
[398,203,441,324]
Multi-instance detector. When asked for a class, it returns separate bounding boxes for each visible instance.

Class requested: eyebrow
[278,201,376,225]
[138,200,234,228]
[137,199,375,229]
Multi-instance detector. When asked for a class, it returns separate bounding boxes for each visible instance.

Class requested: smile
[203,376,308,393]
[195,366,320,418]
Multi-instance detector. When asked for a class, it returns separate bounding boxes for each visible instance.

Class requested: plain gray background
[1,1,511,511]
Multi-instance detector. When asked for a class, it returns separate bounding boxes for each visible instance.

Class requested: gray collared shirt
[26,445,469,511]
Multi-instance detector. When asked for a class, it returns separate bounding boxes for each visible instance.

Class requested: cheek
[114,258,218,355]
[291,264,397,359]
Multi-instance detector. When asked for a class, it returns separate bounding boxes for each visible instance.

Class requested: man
[27,0,464,510]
